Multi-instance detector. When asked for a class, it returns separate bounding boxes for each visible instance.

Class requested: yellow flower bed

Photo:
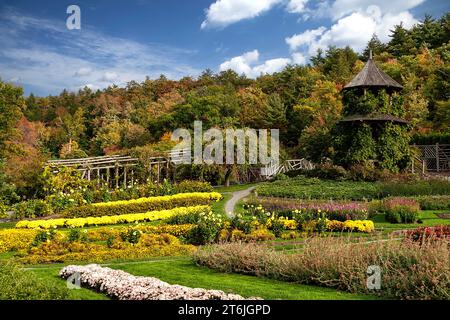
[0,229,39,253]
[278,217,298,230]
[343,220,374,233]
[16,205,209,229]
[64,192,222,218]
[92,192,222,208]
[326,219,375,233]
[20,233,196,264]
[87,224,196,241]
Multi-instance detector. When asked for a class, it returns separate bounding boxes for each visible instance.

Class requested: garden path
[224,186,256,217]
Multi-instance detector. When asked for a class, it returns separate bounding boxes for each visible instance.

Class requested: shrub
[173,180,213,194]
[16,205,210,229]
[303,163,348,180]
[383,198,420,224]
[413,195,450,210]
[411,132,450,145]
[13,199,52,219]
[379,179,450,197]
[120,228,142,244]
[41,166,90,213]
[346,164,384,182]
[63,192,221,218]
[193,237,450,300]
[31,229,57,246]
[67,229,88,243]
[0,202,8,219]
[185,211,224,245]
[0,261,68,300]
[269,219,285,237]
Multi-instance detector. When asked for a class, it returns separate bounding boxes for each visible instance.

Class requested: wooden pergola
[47,155,140,188]
[46,148,194,188]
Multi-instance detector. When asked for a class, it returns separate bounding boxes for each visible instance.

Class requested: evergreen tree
[387,23,417,57]
[412,14,444,49]
[362,34,386,60]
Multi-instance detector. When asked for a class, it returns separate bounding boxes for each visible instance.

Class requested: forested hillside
[1,14,449,196]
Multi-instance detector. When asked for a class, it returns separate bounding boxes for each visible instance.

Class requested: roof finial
[369,49,373,60]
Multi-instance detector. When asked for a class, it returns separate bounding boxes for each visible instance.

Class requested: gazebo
[343,52,403,91]
[333,52,411,171]
[340,52,408,126]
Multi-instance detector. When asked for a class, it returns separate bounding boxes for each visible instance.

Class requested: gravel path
[224,186,256,217]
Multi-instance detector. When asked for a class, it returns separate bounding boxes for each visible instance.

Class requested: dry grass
[193,236,450,300]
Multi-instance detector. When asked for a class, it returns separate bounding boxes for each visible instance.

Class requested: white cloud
[101,71,119,82]
[253,57,292,74]
[0,9,200,95]
[288,5,418,61]
[286,26,326,51]
[291,52,307,65]
[201,0,424,28]
[219,50,290,77]
[328,0,425,20]
[286,0,309,13]
[201,0,281,29]
[74,67,92,77]
[219,50,259,75]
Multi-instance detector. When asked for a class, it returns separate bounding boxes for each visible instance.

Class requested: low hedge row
[256,176,450,200]
[63,192,221,218]
[412,195,450,210]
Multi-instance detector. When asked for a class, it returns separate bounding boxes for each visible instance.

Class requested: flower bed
[59,264,255,300]
[0,229,39,253]
[19,233,195,264]
[382,198,420,223]
[87,224,196,241]
[326,220,374,233]
[244,198,369,221]
[405,226,450,243]
[63,192,222,218]
[15,205,210,229]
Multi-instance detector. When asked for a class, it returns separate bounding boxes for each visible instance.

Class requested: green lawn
[25,257,379,300]
[0,222,16,229]
[373,210,450,232]
[211,193,231,216]
[214,183,257,194]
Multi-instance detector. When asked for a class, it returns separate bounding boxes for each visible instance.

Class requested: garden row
[1,190,381,265]
[2,167,215,220]
[256,176,450,200]
[194,234,450,300]
[244,195,450,224]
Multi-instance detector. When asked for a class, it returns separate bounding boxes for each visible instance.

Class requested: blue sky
[0,0,448,96]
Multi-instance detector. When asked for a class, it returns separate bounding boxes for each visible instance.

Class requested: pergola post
[436,143,440,172]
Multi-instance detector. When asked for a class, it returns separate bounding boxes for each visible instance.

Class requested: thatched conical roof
[344,56,403,90]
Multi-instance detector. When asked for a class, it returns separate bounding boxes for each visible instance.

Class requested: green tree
[362,34,386,60]
[387,23,417,57]
[0,81,25,157]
